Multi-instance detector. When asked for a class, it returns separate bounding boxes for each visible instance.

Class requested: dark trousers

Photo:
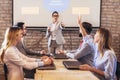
[49,40,63,54]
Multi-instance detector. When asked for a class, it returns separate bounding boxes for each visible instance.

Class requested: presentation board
[13,0,101,27]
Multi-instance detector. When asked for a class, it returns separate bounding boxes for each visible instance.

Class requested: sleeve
[45,25,52,39]
[66,43,91,59]
[24,47,40,56]
[68,49,78,53]
[6,48,43,70]
[103,52,117,80]
[60,22,63,29]
[83,35,93,44]
[74,43,92,59]
[66,52,75,59]
[66,49,79,58]
[21,37,42,56]
[57,22,64,29]
[19,51,42,62]
[83,35,89,41]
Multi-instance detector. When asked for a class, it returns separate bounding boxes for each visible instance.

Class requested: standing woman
[46,11,65,54]
[80,28,117,80]
[0,27,52,80]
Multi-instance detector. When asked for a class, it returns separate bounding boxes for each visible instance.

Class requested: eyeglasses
[52,15,59,17]
[23,28,27,30]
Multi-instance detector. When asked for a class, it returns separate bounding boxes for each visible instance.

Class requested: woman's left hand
[79,64,92,71]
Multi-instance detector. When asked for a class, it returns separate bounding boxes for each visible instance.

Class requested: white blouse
[4,46,44,80]
[94,50,117,80]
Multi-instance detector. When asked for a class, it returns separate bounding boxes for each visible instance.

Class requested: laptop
[38,53,52,57]
[63,61,82,70]
[37,63,56,70]
[52,54,68,59]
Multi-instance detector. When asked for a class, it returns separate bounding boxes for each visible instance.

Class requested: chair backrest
[23,68,35,79]
[116,62,120,80]
[3,64,8,80]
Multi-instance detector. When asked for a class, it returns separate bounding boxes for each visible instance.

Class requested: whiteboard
[13,0,101,27]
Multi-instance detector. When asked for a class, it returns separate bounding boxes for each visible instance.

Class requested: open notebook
[52,54,68,59]
[63,61,82,70]
[37,63,56,70]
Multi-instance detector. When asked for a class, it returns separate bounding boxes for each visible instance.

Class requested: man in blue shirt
[59,17,95,66]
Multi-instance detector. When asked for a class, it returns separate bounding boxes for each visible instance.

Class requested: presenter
[46,11,65,54]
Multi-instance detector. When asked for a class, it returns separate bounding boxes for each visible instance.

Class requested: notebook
[37,63,56,70]
[52,54,68,59]
[63,61,82,70]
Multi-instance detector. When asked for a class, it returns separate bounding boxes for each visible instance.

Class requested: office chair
[4,64,35,80]
[3,64,8,80]
[23,68,36,79]
[116,61,120,80]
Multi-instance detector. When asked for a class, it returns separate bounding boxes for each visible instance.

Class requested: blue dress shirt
[66,35,95,66]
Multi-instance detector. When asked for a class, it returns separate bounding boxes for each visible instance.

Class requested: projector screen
[13,0,101,27]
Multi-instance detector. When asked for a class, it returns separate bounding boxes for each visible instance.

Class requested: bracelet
[36,59,42,62]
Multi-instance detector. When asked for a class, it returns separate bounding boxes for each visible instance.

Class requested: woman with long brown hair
[80,28,117,80]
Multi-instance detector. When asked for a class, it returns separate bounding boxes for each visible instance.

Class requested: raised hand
[77,15,82,26]
[61,22,65,27]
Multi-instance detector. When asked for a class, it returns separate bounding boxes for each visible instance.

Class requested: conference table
[35,59,99,80]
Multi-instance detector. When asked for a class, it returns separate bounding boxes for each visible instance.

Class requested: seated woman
[0,27,53,80]
[80,28,117,80]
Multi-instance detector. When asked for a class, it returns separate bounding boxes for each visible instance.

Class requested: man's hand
[40,50,47,54]
[47,26,51,32]
[57,50,65,54]
[61,22,65,27]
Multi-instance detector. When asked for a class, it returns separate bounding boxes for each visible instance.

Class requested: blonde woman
[0,27,52,80]
[79,28,117,80]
